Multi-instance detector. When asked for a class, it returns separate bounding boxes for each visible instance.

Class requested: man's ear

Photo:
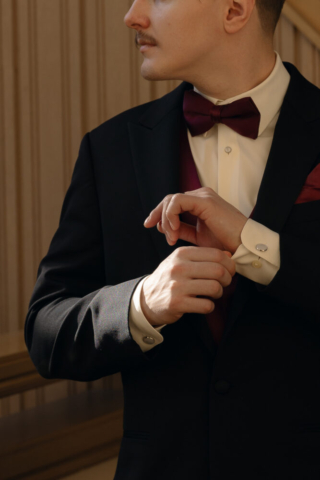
[223,0,255,34]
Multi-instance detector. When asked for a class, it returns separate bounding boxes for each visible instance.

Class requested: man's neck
[190,50,277,101]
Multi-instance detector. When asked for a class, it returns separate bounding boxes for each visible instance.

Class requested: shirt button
[203,131,209,138]
[143,336,155,344]
[252,260,262,269]
[255,244,268,252]
[225,146,232,154]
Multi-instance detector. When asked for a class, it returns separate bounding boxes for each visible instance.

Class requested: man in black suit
[25,0,320,478]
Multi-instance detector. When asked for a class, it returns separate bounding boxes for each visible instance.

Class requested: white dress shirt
[128,51,291,353]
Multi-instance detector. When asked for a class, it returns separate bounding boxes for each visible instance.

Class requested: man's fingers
[181,262,233,287]
[144,200,165,227]
[145,192,209,245]
[165,193,205,244]
[174,246,236,277]
[167,193,205,226]
[158,221,198,246]
[161,197,177,244]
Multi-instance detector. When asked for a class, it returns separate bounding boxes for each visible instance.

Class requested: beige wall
[0,0,320,416]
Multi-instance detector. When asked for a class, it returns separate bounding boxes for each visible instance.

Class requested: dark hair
[256,0,286,35]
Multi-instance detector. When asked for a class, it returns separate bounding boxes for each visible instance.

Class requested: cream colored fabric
[129,51,290,353]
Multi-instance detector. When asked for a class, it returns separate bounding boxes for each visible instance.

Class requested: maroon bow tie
[183,89,261,140]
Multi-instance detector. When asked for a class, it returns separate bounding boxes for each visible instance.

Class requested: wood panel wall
[0,0,319,417]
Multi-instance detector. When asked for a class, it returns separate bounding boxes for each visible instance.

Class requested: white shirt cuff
[129,275,166,353]
[231,219,281,286]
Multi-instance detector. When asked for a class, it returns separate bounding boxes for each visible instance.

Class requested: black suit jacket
[25,62,320,479]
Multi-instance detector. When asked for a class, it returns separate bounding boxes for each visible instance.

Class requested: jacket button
[214,380,231,394]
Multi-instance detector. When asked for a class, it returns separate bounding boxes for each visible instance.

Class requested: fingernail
[144,216,150,225]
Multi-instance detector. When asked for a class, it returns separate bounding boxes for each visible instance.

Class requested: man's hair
[255,0,286,36]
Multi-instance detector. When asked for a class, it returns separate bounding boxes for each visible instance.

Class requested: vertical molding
[17,0,35,336]
[81,0,100,132]
[29,0,42,295]
[96,0,102,125]
[279,15,295,64]
[79,0,87,137]
[0,0,21,416]
[298,32,316,84]
[60,0,72,192]
[67,0,83,175]
[30,0,44,410]
[1,0,20,334]
[96,0,106,124]
[12,0,23,332]
[0,0,9,336]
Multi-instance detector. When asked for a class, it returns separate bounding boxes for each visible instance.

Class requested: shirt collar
[193,51,291,137]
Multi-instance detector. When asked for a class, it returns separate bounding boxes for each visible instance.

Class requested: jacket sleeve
[24,133,164,382]
[254,231,320,318]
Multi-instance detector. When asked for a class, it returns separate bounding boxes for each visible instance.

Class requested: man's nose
[124,0,150,30]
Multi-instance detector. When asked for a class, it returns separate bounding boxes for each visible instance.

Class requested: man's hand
[141,246,236,326]
[144,187,248,254]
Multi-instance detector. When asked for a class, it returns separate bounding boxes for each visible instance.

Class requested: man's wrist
[140,280,163,327]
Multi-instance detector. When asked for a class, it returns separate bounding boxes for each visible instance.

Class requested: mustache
[135,32,157,48]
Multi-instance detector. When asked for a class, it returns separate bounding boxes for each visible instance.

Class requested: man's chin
[140,63,176,82]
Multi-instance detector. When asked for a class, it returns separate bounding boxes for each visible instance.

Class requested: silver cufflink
[255,244,268,252]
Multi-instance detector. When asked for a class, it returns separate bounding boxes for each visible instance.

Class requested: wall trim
[284,1,320,50]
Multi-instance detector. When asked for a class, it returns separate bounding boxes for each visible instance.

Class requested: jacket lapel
[128,84,187,263]
[128,62,320,359]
